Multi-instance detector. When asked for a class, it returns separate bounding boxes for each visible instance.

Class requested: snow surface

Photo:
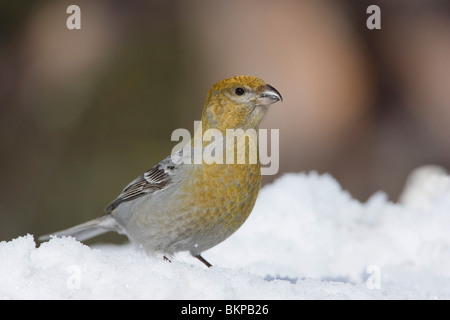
[2,169,450,299]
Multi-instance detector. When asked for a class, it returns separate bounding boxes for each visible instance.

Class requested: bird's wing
[105,156,179,212]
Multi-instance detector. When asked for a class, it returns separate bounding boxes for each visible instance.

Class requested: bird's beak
[258,84,283,106]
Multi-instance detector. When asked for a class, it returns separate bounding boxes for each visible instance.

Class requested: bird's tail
[38,214,122,242]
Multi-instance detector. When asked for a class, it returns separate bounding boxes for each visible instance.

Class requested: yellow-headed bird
[40,76,282,267]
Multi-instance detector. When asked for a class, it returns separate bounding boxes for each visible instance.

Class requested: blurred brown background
[1,0,450,242]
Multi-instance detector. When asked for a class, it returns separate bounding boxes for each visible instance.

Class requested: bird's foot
[194,254,212,268]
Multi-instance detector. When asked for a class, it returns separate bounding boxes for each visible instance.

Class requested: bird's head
[201,76,282,131]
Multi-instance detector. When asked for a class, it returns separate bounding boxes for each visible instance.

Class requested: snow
[2,168,450,299]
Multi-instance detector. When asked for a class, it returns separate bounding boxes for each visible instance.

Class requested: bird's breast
[181,162,261,231]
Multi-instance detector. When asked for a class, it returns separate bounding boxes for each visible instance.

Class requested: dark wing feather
[105,157,177,212]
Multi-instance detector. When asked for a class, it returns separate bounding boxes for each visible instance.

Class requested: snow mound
[2,171,450,299]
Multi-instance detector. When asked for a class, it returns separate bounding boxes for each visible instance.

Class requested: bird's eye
[235,87,245,96]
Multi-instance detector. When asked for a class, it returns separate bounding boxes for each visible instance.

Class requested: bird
[39,76,282,267]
